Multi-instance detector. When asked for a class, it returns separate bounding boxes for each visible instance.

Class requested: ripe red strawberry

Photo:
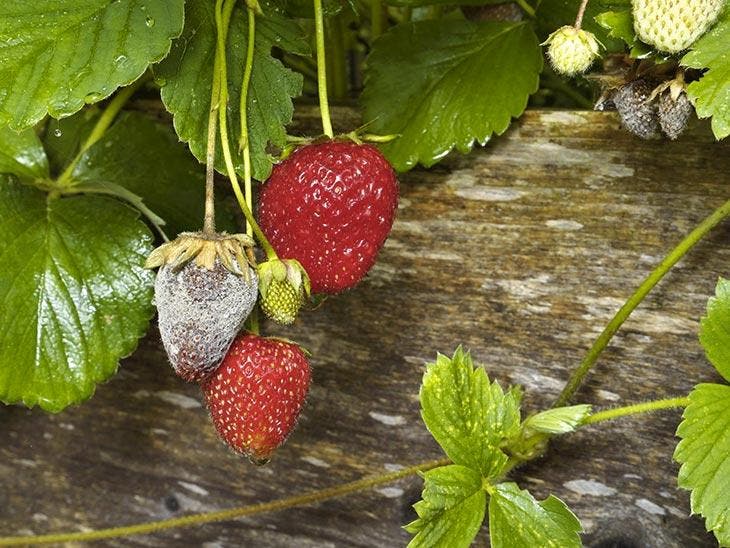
[258,141,399,294]
[201,333,311,463]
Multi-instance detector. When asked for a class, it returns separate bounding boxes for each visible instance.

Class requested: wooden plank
[1,108,728,547]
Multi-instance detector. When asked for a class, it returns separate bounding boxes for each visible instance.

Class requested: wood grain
[1,108,729,547]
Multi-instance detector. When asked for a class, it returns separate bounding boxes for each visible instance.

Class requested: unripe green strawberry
[543,26,602,76]
[613,79,662,140]
[258,258,310,325]
[633,0,724,53]
[658,89,693,140]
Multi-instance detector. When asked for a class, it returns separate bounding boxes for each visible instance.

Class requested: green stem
[327,16,348,102]
[515,0,536,18]
[0,458,449,546]
[574,0,590,29]
[371,0,385,40]
[215,0,277,259]
[554,199,730,408]
[583,397,690,426]
[314,0,334,137]
[239,6,256,238]
[56,75,149,187]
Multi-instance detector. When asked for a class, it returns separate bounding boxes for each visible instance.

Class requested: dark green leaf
[0,0,185,130]
[43,109,101,178]
[699,277,730,382]
[488,482,582,548]
[156,0,307,181]
[0,176,154,412]
[68,112,235,237]
[405,465,486,548]
[675,383,730,546]
[0,125,49,179]
[362,20,542,171]
[420,347,521,478]
[682,8,730,139]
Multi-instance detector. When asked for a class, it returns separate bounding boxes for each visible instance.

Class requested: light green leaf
[0,0,184,130]
[594,10,653,58]
[489,482,582,548]
[0,125,49,180]
[0,176,154,412]
[68,112,235,236]
[699,277,730,382]
[523,404,592,435]
[362,20,542,171]
[405,465,486,548]
[420,347,521,478]
[156,0,307,181]
[675,383,730,546]
[682,9,730,139]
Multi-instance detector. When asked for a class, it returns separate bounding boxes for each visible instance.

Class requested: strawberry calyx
[278,131,399,161]
[257,258,311,325]
[145,231,257,280]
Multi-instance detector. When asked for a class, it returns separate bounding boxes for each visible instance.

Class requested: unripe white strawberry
[633,0,724,53]
[543,26,602,76]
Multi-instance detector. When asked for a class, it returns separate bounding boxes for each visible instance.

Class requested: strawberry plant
[1,0,729,546]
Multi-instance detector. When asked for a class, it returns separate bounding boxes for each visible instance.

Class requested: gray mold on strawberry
[613,79,662,140]
[155,259,258,382]
[658,91,694,140]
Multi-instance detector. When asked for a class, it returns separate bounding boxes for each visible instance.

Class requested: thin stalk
[314,0,333,137]
[371,0,385,40]
[574,0,590,29]
[554,199,730,408]
[515,0,536,18]
[0,458,449,546]
[239,6,256,238]
[583,397,690,426]
[56,75,149,187]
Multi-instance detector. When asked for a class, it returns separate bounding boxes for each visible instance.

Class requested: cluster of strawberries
[146,141,398,463]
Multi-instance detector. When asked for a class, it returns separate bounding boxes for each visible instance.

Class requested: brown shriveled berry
[613,79,662,140]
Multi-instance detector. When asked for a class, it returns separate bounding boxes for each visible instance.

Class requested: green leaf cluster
[675,277,730,546]
[408,348,583,547]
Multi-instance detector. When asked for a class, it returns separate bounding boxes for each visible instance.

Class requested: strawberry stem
[314,0,334,138]
[239,5,257,239]
[581,396,690,426]
[573,0,589,30]
[553,199,730,408]
[0,457,449,545]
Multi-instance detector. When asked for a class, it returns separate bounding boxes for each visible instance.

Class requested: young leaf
[420,347,521,478]
[0,125,49,180]
[0,177,154,412]
[405,465,487,548]
[523,404,592,435]
[68,112,235,236]
[0,0,185,130]
[156,0,307,181]
[488,482,582,548]
[699,277,730,382]
[361,20,542,171]
[682,8,730,139]
[674,383,730,546]
[594,10,653,58]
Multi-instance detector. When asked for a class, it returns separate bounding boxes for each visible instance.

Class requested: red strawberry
[201,333,311,464]
[258,141,399,294]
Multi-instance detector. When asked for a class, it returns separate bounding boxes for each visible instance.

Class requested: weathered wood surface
[2,108,730,547]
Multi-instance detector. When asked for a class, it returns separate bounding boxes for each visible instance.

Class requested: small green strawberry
[543,26,602,76]
[258,258,310,325]
[633,0,724,53]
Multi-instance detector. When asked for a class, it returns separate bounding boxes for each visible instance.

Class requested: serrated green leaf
[420,347,521,478]
[43,109,101,177]
[362,20,542,171]
[682,9,730,139]
[0,125,49,180]
[67,112,235,236]
[0,176,154,412]
[523,404,592,435]
[156,0,306,181]
[594,10,653,58]
[675,383,730,546]
[488,482,582,548]
[699,277,730,382]
[0,0,184,130]
[405,465,486,548]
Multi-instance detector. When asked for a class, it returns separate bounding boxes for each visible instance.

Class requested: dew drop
[145,16,155,27]
[53,128,62,137]
[84,91,102,103]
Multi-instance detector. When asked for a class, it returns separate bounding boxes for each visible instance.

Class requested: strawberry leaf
[0,176,154,412]
[362,20,542,171]
[594,10,654,58]
[488,483,582,548]
[43,110,101,178]
[682,8,730,139]
[0,1,184,130]
[420,347,521,479]
[405,465,486,548]
[674,383,730,546]
[156,0,307,181]
[699,277,730,382]
[523,404,592,435]
[0,125,49,180]
[67,112,236,236]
